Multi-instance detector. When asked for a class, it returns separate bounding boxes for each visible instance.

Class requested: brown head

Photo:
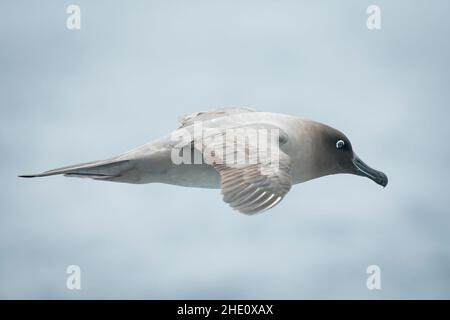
[308,121,388,187]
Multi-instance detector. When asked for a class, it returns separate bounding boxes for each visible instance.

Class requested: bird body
[20,108,388,214]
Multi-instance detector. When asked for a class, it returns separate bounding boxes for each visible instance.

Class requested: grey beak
[352,155,388,187]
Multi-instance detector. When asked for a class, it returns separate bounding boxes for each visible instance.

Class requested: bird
[19,107,388,214]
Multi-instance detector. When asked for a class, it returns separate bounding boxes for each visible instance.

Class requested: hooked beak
[352,155,388,187]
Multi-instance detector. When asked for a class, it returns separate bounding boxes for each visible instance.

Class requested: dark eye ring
[336,140,345,149]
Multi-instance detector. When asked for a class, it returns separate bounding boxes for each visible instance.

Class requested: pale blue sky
[1,0,449,298]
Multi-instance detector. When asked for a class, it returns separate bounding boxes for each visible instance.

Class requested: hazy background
[1,0,449,299]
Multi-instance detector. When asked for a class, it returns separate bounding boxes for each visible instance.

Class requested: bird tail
[18,158,132,180]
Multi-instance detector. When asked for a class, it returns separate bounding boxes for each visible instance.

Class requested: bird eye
[336,140,345,149]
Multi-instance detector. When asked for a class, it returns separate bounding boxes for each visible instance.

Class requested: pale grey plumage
[19,107,388,214]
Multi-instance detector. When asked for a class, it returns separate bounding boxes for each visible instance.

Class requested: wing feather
[198,127,292,214]
[178,107,256,128]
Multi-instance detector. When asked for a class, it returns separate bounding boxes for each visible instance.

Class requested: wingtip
[18,174,36,178]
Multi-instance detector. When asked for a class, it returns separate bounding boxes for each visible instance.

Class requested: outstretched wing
[198,126,292,214]
[178,107,256,128]
[18,158,132,180]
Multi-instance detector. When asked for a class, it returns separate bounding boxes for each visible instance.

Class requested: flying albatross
[19,107,388,214]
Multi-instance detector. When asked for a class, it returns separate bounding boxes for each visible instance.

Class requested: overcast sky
[1,0,449,298]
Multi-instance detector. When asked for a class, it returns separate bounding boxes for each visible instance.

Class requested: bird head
[310,122,388,187]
